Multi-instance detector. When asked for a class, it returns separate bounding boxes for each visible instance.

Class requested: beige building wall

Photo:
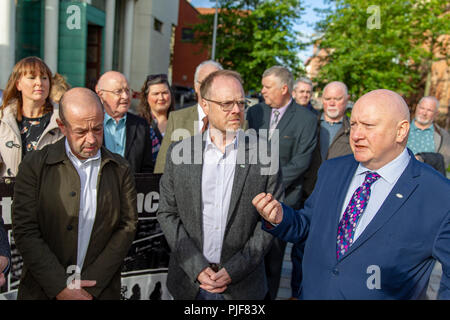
[130,0,179,91]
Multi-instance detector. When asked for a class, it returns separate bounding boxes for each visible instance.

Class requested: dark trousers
[264,237,287,300]
[290,241,305,298]
[195,288,225,300]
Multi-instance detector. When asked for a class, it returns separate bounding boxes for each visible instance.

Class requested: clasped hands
[56,279,97,300]
[197,266,231,294]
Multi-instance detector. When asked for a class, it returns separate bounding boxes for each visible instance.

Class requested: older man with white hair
[407,96,450,171]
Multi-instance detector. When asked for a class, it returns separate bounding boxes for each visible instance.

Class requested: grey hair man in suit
[247,66,318,299]
[157,70,284,300]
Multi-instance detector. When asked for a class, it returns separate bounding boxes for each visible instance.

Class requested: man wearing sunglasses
[96,71,153,173]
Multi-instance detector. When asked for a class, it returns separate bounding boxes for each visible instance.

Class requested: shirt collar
[271,98,292,118]
[104,112,127,124]
[411,120,434,132]
[320,113,343,124]
[205,128,240,154]
[355,148,410,185]
[65,138,101,167]
[197,103,206,121]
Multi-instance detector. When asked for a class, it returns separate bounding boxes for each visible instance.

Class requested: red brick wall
[172,0,210,88]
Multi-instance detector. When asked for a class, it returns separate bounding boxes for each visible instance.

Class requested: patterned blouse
[18,111,52,158]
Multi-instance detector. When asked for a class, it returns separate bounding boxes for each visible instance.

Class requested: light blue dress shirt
[340,148,411,241]
[103,112,127,157]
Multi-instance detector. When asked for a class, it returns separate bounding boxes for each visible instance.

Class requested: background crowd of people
[0,55,449,300]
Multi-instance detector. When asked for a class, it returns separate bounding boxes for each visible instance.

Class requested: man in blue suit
[253,89,450,299]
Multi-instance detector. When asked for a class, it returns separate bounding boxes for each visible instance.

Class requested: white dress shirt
[201,130,240,263]
[197,104,207,133]
[65,139,101,270]
[340,148,411,241]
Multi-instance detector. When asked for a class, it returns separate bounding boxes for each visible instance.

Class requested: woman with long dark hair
[138,74,175,162]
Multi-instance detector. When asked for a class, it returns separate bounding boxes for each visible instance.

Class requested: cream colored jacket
[0,101,64,177]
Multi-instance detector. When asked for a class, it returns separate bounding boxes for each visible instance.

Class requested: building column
[44,0,59,73]
[123,0,135,80]
[104,0,116,72]
[0,0,15,89]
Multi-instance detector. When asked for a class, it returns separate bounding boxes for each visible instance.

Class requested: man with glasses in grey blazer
[158,70,284,300]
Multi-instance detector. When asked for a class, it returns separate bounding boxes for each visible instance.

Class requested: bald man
[96,71,153,173]
[12,88,137,299]
[253,89,450,299]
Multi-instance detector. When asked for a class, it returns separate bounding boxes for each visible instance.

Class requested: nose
[231,101,242,114]
[86,131,97,144]
[350,125,363,141]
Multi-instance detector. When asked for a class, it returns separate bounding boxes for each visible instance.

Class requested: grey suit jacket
[157,131,284,300]
[247,100,317,209]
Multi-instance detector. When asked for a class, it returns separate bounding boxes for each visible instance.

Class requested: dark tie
[336,172,381,260]
[201,116,208,133]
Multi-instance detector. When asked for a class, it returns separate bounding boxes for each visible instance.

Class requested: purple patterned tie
[336,172,381,260]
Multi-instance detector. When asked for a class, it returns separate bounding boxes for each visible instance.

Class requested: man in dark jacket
[291,81,353,299]
[96,71,154,173]
[12,88,137,299]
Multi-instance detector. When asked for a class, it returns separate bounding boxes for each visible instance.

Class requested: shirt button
[332,268,339,276]
[67,225,73,231]
[70,191,76,197]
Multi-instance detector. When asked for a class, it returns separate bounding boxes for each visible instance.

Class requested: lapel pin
[396,193,403,198]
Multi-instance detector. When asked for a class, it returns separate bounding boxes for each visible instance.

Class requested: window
[181,28,194,42]
[154,18,163,33]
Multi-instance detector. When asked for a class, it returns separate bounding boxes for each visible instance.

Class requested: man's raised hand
[252,193,283,224]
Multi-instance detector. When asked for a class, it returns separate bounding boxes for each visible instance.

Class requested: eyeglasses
[147,74,168,82]
[100,88,131,96]
[203,97,247,112]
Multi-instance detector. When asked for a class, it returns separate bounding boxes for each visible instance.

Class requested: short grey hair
[418,96,440,111]
[262,66,293,93]
[323,81,349,96]
[293,77,313,90]
[194,60,223,84]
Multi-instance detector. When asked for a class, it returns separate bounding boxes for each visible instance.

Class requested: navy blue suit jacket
[264,152,450,299]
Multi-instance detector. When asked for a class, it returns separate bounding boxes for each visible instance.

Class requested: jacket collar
[46,137,121,167]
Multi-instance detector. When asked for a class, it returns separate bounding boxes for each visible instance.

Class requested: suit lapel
[329,160,359,260]
[225,134,252,231]
[184,105,199,136]
[260,104,272,130]
[275,101,296,137]
[339,157,419,262]
[125,113,136,158]
[189,133,205,241]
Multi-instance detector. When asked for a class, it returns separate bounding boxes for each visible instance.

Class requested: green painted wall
[15,0,43,61]
[58,1,105,87]
[58,1,88,87]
